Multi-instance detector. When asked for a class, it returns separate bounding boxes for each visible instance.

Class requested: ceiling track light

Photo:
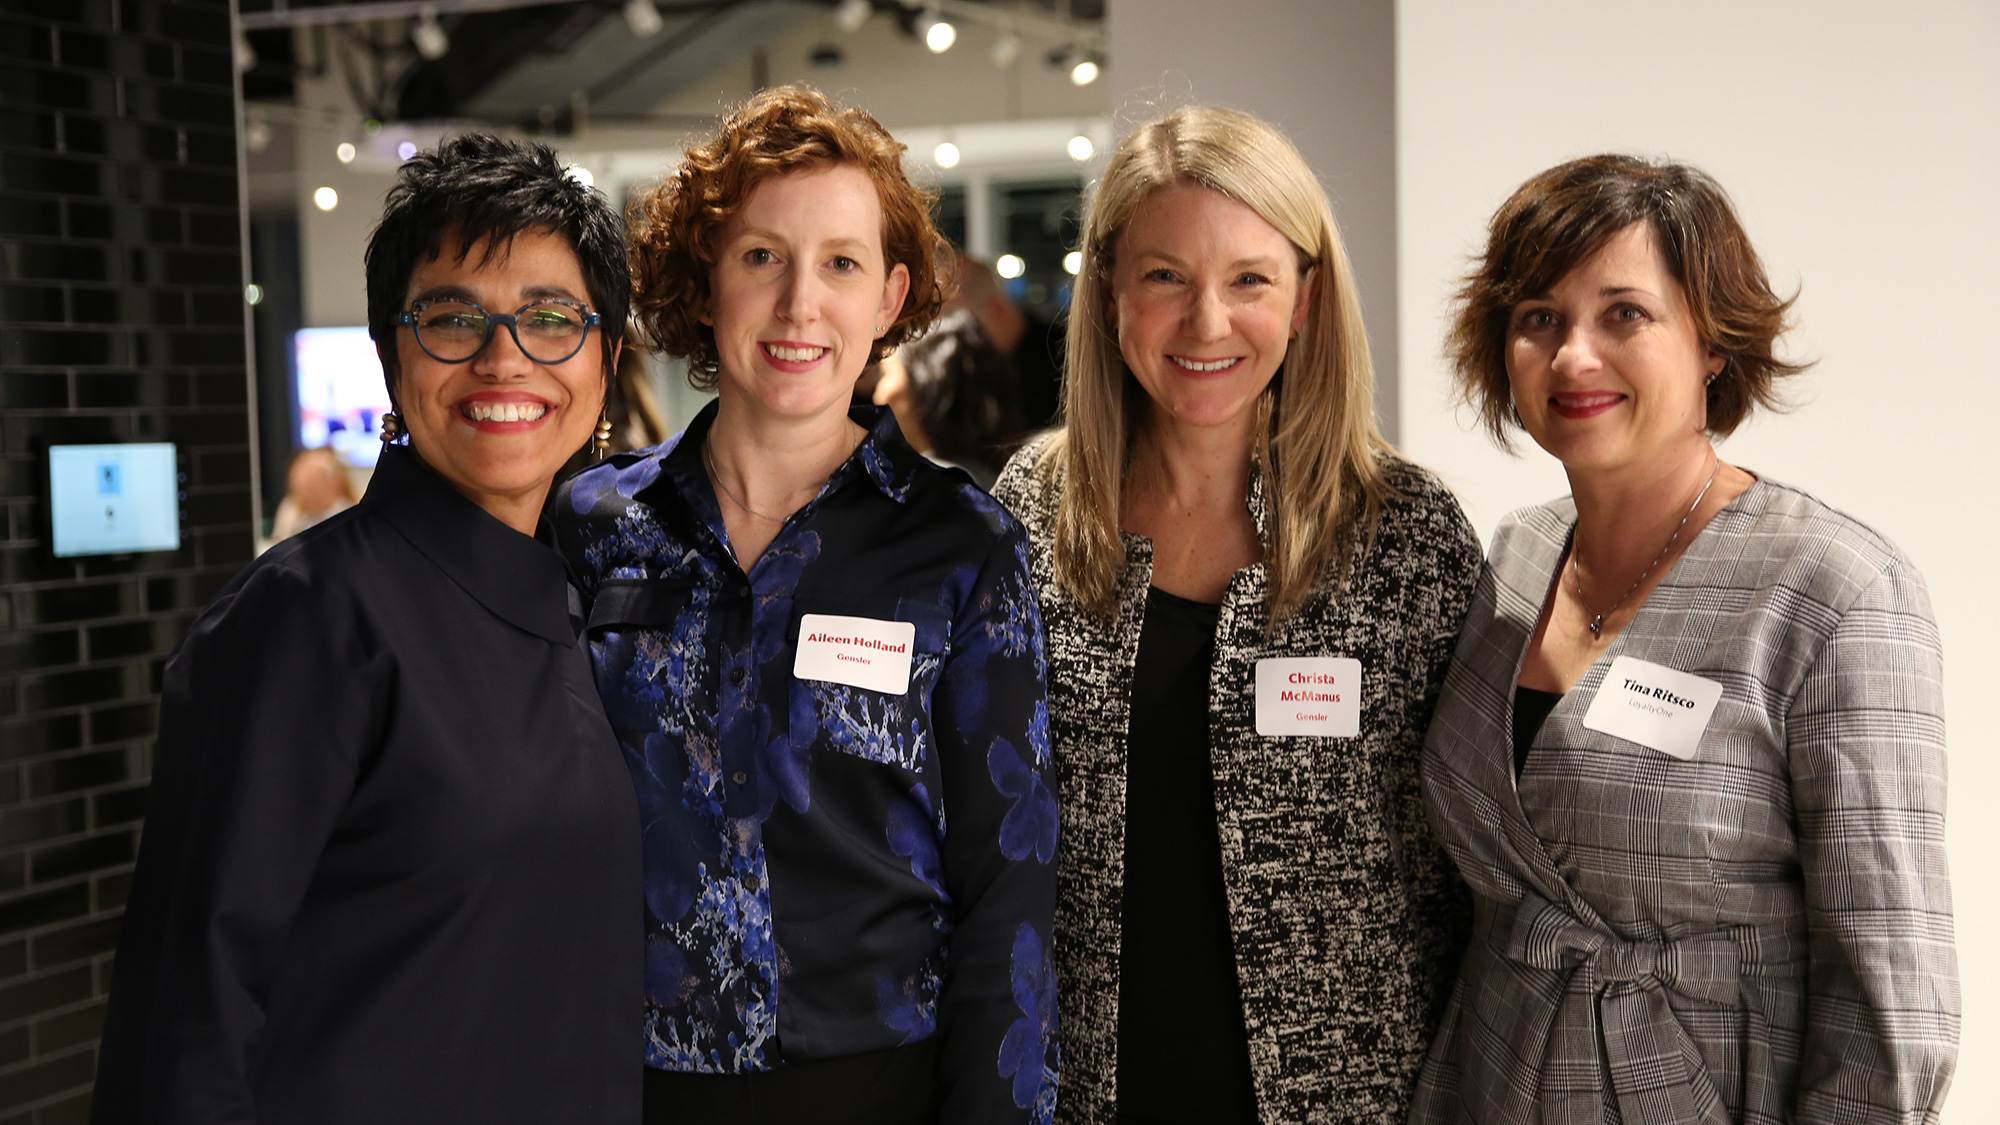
[833,0,872,34]
[623,0,665,37]
[410,8,449,61]
[1048,44,1105,86]
[916,7,955,53]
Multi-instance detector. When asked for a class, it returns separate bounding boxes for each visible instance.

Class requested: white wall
[1106,0,1402,436]
[1397,1,2000,1111]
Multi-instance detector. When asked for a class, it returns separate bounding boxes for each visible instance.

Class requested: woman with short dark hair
[557,85,1056,1125]
[94,134,641,1123]
[1411,155,1957,1124]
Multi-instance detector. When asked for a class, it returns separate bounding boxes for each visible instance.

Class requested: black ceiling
[238,0,1106,129]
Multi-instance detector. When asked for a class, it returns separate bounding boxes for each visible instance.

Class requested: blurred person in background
[269,445,356,541]
[92,134,641,1124]
[554,329,676,483]
[610,325,673,451]
[558,85,1057,1125]
[948,252,1064,431]
[993,105,1478,1125]
[872,308,1025,488]
[1411,155,1956,1124]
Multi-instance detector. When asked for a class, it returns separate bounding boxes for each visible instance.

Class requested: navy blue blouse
[96,446,641,1125]
[555,403,1058,1125]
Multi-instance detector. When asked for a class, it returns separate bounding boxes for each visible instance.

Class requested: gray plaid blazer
[1410,477,1956,1125]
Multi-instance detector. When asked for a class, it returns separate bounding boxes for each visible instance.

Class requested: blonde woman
[991,107,1479,1124]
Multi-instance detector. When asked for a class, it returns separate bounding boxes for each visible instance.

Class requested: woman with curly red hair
[555,85,1058,1125]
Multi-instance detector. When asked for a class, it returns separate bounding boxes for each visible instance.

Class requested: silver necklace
[1570,453,1721,639]
[702,423,865,524]
[703,439,787,522]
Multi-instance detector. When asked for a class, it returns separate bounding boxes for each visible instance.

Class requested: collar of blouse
[647,400,929,531]
[363,443,576,647]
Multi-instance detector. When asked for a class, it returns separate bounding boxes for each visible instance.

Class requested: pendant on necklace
[1587,616,1605,638]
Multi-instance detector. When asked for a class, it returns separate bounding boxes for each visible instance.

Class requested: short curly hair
[629,84,951,390]
[1447,154,1809,446]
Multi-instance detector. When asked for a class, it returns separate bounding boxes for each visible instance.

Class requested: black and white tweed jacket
[992,440,1482,1124]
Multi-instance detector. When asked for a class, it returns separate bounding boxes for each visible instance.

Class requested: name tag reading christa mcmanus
[793,613,916,695]
[1581,655,1723,761]
[1254,657,1362,737]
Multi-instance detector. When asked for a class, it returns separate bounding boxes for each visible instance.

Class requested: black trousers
[641,1039,940,1125]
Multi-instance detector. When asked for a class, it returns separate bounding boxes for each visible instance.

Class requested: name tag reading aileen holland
[1254,657,1361,737]
[1581,655,1722,760]
[793,613,916,695]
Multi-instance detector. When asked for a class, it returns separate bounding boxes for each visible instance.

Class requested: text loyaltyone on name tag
[1580,655,1723,761]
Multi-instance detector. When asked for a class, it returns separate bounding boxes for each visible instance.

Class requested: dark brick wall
[0,0,252,1119]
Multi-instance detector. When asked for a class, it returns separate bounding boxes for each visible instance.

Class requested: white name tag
[794,613,915,695]
[1581,656,1722,760]
[1254,657,1361,738]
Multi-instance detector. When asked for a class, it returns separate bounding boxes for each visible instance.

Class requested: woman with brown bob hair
[556,85,1058,1125]
[1412,155,1956,1123]
[993,105,1479,1123]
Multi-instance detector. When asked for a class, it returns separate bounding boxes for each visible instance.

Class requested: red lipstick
[1549,391,1625,421]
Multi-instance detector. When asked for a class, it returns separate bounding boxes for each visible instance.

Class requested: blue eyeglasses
[396,297,602,364]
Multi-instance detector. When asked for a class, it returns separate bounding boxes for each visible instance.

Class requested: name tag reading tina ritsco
[1254,657,1362,737]
[794,613,915,695]
[1581,655,1723,760]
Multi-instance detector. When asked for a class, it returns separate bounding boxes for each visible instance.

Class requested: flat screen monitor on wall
[47,443,183,558]
[294,326,393,468]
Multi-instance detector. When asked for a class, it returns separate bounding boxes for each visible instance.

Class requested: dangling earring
[380,411,402,444]
[593,415,614,460]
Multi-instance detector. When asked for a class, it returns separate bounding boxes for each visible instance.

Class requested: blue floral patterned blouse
[555,403,1058,1125]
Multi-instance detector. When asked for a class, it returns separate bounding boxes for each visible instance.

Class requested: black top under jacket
[1511,685,1562,780]
[1116,588,1259,1125]
[92,445,642,1125]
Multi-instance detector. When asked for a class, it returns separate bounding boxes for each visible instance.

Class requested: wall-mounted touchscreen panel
[48,443,182,558]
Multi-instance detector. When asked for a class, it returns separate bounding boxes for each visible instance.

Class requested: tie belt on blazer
[1503,891,1802,1125]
